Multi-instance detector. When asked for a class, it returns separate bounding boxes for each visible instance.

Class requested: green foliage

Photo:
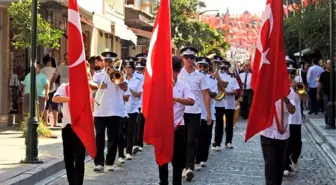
[171,0,229,56]
[284,0,329,58]
[20,113,54,138]
[8,0,64,50]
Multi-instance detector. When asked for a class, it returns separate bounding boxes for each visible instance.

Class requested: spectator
[307,58,324,115]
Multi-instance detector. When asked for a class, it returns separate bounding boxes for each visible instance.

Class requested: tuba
[294,69,306,95]
[213,62,226,101]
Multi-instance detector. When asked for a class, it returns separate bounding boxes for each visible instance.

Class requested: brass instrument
[294,69,306,95]
[214,63,226,101]
[95,60,125,106]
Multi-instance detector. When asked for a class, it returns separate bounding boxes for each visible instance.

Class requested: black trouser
[308,87,318,113]
[118,117,128,158]
[94,116,121,166]
[62,124,86,185]
[260,135,288,185]
[126,113,138,154]
[323,94,330,125]
[286,125,302,171]
[196,120,214,164]
[135,108,145,148]
[225,109,235,145]
[241,89,253,118]
[184,113,201,170]
[158,126,186,185]
[214,107,225,147]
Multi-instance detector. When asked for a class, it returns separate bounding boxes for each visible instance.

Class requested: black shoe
[315,112,318,115]
[326,125,336,129]
[308,111,313,115]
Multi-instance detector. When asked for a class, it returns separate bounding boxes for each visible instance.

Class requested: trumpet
[95,60,125,106]
[294,69,306,95]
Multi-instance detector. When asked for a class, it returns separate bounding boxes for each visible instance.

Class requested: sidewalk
[304,111,336,163]
[0,127,65,185]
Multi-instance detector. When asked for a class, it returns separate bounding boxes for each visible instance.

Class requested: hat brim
[196,61,209,65]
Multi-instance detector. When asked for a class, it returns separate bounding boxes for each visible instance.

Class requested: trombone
[294,69,306,95]
[94,60,125,106]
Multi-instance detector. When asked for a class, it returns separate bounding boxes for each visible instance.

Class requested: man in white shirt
[239,63,253,119]
[307,58,324,114]
[260,62,296,185]
[158,56,195,185]
[213,59,231,151]
[177,47,211,181]
[123,57,143,160]
[91,53,128,172]
[195,57,218,170]
[284,62,309,176]
[134,53,147,152]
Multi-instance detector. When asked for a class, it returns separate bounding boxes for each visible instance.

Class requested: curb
[305,115,336,153]
[2,139,108,185]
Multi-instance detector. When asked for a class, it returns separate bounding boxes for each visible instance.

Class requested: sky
[201,0,267,15]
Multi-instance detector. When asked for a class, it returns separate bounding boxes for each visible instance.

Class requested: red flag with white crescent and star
[245,0,290,142]
[67,0,96,158]
[142,0,174,166]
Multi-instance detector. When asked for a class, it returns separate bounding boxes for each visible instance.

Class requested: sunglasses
[183,55,196,60]
[197,64,209,69]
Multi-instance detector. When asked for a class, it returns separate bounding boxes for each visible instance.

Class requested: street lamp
[328,0,335,129]
[20,0,43,164]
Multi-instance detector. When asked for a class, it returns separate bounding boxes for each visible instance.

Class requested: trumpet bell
[215,87,226,101]
[110,71,124,85]
[295,82,306,95]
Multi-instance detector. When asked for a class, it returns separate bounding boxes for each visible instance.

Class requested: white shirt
[260,89,296,140]
[41,66,56,92]
[215,72,231,108]
[93,70,127,117]
[134,72,144,109]
[239,72,252,90]
[53,83,70,128]
[122,89,131,118]
[173,81,195,127]
[178,68,209,114]
[55,63,69,84]
[307,65,324,88]
[126,75,143,114]
[201,75,218,120]
[289,87,303,125]
[225,77,240,110]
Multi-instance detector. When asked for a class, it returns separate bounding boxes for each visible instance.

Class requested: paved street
[45,120,336,185]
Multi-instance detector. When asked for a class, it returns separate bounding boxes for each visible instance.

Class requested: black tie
[244,72,248,90]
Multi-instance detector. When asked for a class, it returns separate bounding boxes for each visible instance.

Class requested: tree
[284,13,302,55]
[171,0,229,56]
[8,0,64,50]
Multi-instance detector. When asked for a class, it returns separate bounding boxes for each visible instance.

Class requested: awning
[114,24,137,45]
[93,14,111,33]
[129,27,152,39]
[294,48,311,57]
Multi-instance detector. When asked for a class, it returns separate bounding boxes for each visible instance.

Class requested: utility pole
[21,0,43,164]
[328,0,336,129]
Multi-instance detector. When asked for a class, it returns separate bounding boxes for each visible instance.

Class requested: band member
[134,53,147,152]
[52,62,95,185]
[284,61,309,176]
[178,47,211,181]
[123,57,143,160]
[213,57,230,151]
[195,57,218,170]
[223,61,240,149]
[92,53,128,172]
[260,61,296,185]
[158,56,195,185]
[117,88,131,165]
[239,63,252,119]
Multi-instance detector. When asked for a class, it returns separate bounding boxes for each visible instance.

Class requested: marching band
[52,46,308,185]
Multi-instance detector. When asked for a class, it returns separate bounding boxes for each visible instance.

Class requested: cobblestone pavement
[47,120,336,185]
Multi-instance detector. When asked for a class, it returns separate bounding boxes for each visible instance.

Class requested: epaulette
[209,76,215,79]
[136,77,142,81]
[198,70,206,75]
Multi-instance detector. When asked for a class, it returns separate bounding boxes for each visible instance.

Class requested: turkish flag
[67,0,96,158]
[142,0,174,165]
[245,0,290,142]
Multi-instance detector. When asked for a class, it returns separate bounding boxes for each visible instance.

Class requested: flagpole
[328,0,336,129]
[21,0,43,164]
